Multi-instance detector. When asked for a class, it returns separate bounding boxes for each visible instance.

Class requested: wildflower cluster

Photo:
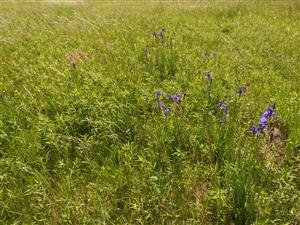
[218,101,229,113]
[142,27,177,78]
[143,28,167,54]
[205,70,213,98]
[203,70,247,123]
[152,27,167,40]
[216,101,229,123]
[154,90,183,116]
[206,70,213,81]
[168,94,182,104]
[251,107,279,138]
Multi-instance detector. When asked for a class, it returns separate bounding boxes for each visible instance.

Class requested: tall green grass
[1,1,299,224]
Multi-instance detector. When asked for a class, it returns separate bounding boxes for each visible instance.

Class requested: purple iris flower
[168,94,181,104]
[265,107,274,116]
[173,95,181,104]
[236,87,244,94]
[159,101,170,116]
[251,126,259,134]
[206,70,213,80]
[260,107,275,125]
[218,101,229,113]
[251,106,279,136]
[260,116,268,124]
[259,122,267,129]
[152,32,157,37]
[156,90,163,99]
[162,106,170,116]
[160,27,166,37]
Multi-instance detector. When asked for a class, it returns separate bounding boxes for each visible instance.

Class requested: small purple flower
[214,101,228,123]
[206,70,213,81]
[218,101,229,113]
[260,116,268,124]
[259,107,275,126]
[159,101,170,116]
[174,95,181,104]
[160,28,166,37]
[259,122,267,129]
[168,94,181,104]
[265,107,274,116]
[144,47,148,53]
[152,32,157,37]
[236,87,244,94]
[251,126,259,135]
[156,90,163,99]
[204,50,209,56]
[208,91,212,98]
[164,110,170,116]
[154,100,170,116]
[162,107,170,116]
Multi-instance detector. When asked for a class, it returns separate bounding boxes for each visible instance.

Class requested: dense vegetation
[1,1,299,224]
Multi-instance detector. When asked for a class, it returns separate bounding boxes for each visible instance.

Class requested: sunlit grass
[1,1,299,224]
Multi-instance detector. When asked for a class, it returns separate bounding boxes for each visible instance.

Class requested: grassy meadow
[1,1,300,224]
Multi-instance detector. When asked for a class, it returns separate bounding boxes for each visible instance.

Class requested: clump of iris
[154,90,170,116]
[154,90,184,116]
[205,70,213,98]
[152,27,167,41]
[251,107,279,138]
[168,93,182,104]
[216,101,229,123]
[159,101,170,116]
[155,90,164,99]
[206,70,213,81]
[160,27,166,37]
[218,101,229,113]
